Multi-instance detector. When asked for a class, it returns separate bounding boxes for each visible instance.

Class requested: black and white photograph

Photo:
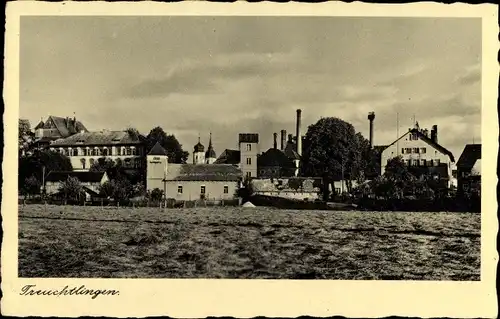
[2,2,498,318]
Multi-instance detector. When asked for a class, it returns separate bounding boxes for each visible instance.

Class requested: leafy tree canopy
[145,126,189,164]
[19,150,73,189]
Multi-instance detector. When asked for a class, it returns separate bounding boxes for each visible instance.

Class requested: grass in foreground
[18,205,480,280]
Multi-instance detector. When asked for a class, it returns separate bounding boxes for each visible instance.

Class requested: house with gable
[456,143,481,195]
[33,115,88,149]
[377,123,455,187]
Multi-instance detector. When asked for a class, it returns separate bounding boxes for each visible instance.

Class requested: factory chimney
[368,111,375,148]
[431,125,438,143]
[296,109,302,157]
[280,130,287,151]
[273,133,278,149]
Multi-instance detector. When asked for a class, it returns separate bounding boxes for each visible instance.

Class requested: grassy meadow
[18,205,480,280]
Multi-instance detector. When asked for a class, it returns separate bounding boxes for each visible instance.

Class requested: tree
[19,119,35,155]
[301,117,368,200]
[90,157,126,180]
[21,175,41,198]
[59,176,84,202]
[145,126,189,163]
[149,188,164,201]
[19,149,73,195]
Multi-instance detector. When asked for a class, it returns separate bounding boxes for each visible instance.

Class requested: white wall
[165,181,239,201]
[146,155,168,191]
[381,132,452,176]
[239,142,259,178]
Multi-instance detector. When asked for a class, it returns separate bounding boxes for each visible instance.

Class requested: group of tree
[300,117,375,200]
[144,126,189,163]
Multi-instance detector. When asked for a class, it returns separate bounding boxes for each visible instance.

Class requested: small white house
[44,171,109,201]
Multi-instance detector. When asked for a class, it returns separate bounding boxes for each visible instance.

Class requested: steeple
[193,133,205,164]
[205,132,217,164]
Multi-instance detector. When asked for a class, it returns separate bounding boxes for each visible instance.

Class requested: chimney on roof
[431,125,438,143]
[296,109,302,157]
[273,133,278,149]
[280,130,287,151]
[288,133,293,143]
[368,111,375,149]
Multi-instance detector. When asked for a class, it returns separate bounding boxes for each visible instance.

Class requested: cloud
[454,63,481,86]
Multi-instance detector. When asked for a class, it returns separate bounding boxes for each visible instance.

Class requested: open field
[18,205,480,280]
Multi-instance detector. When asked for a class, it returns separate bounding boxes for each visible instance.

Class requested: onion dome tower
[193,135,205,165]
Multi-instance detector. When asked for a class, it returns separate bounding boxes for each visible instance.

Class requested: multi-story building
[378,123,455,186]
[456,144,481,195]
[33,115,88,149]
[238,133,259,179]
[49,129,145,171]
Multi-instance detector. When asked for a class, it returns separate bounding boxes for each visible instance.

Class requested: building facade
[33,115,88,148]
[239,133,259,179]
[456,144,481,195]
[49,129,145,171]
[146,143,242,201]
[379,124,455,186]
[44,171,109,201]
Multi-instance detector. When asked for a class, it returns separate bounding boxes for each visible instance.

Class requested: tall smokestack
[280,130,287,150]
[368,111,375,148]
[431,125,438,143]
[296,109,302,156]
[273,133,278,149]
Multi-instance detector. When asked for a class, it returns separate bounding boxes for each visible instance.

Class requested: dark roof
[45,171,107,183]
[239,133,259,143]
[45,116,88,137]
[457,144,481,169]
[385,129,455,162]
[165,164,242,181]
[284,141,300,160]
[373,145,389,153]
[194,137,205,152]
[148,142,169,156]
[257,148,296,168]
[214,149,240,164]
[50,130,143,146]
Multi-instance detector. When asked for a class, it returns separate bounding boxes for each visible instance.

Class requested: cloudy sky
[20,16,481,161]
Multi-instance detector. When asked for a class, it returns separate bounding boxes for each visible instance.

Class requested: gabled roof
[214,149,240,164]
[45,116,88,137]
[457,144,481,169]
[384,129,455,162]
[34,120,45,130]
[257,148,296,168]
[50,130,143,146]
[165,164,242,182]
[45,171,107,183]
[148,142,169,156]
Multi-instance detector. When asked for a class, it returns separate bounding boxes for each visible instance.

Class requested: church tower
[205,132,217,164]
[146,142,169,192]
[193,135,205,165]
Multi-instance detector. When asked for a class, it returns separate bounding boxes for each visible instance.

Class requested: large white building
[378,123,455,186]
[49,130,145,171]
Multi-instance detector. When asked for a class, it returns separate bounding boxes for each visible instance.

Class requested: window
[405,159,410,166]
[178,186,183,194]
[126,147,132,156]
[335,188,341,194]
[421,148,426,154]
[200,186,206,194]
[413,148,419,154]
[435,159,440,166]
[429,160,434,166]
[89,158,95,167]
[246,172,252,178]
[246,157,252,165]
[80,158,86,169]
[103,148,108,156]
[73,148,79,156]
[224,186,229,194]
[246,144,252,151]
[116,147,121,156]
[405,148,412,154]
[412,159,418,166]
[131,147,136,155]
[82,148,88,156]
[420,159,426,166]
[401,148,405,154]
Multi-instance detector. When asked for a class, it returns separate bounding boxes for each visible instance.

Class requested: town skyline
[20,16,481,160]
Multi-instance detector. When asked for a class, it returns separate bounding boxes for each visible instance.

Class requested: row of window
[401,147,427,154]
[80,157,139,169]
[51,146,139,157]
[388,159,441,167]
[177,185,229,195]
